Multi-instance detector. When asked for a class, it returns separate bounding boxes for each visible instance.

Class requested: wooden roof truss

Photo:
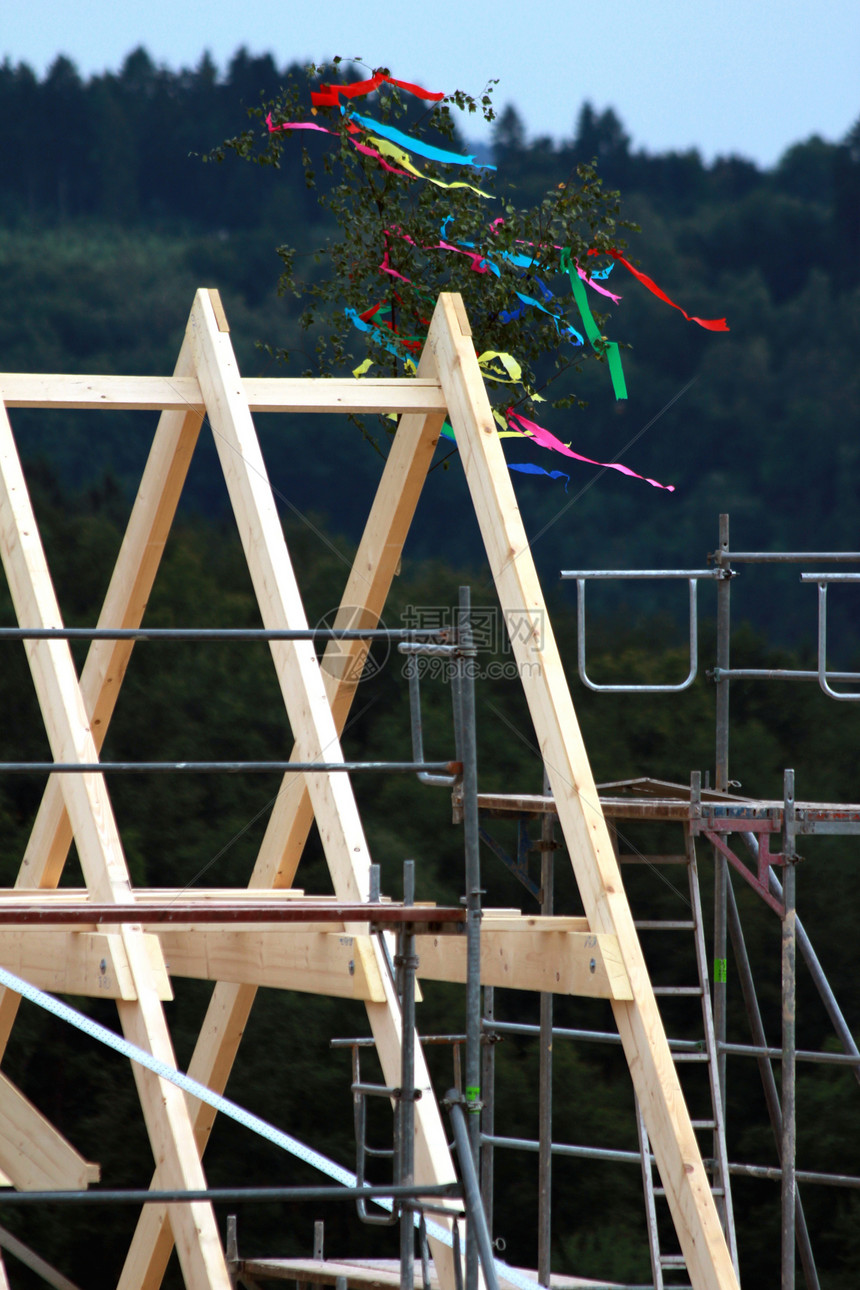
[0,291,738,1290]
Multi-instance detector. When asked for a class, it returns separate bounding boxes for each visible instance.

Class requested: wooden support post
[426,293,739,1290]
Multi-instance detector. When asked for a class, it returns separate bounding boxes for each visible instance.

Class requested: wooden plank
[0,887,309,904]
[427,293,738,1290]
[0,400,231,1290]
[482,915,589,932]
[119,296,457,1290]
[242,1257,607,1290]
[0,1073,100,1190]
[0,930,170,1000]
[149,922,622,999]
[0,374,447,415]
[416,928,630,999]
[157,929,385,1000]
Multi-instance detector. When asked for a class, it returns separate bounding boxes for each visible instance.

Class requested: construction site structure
[0,290,853,1290]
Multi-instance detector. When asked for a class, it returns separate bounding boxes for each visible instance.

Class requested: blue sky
[3,0,858,167]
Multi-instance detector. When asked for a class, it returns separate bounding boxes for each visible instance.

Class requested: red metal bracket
[703,830,785,917]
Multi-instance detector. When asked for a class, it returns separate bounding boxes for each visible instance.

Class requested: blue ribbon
[347,112,495,169]
[508,462,570,489]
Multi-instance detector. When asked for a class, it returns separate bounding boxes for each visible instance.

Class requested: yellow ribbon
[366,136,494,199]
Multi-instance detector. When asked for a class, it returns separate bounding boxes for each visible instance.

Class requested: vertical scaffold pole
[458,587,482,1290]
[713,515,732,1149]
[399,860,418,1290]
[782,770,798,1290]
[480,987,495,1235]
[538,769,554,1286]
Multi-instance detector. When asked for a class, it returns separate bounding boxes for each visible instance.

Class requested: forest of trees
[0,47,859,1289]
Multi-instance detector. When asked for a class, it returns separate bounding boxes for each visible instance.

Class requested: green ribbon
[561,249,628,401]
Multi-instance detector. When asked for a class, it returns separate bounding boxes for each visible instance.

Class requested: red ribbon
[587,250,729,331]
[312,73,444,109]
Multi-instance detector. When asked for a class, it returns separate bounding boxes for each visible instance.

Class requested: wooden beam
[119,295,456,1290]
[148,922,626,999]
[0,931,170,1000]
[417,923,630,999]
[0,887,309,905]
[0,399,231,1290]
[157,929,385,1000]
[427,293,738,1290]
[0,374,447,415]
[0,1072,99,1190]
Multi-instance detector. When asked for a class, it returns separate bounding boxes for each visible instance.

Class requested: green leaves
[217,60,634,421]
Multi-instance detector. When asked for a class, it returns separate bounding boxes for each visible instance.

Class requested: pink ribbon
[506,411,674,492]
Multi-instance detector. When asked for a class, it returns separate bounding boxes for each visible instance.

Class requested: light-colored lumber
[427,293,737,1290]
[0,333,204,1055]
[0,374,447,415]
[157,928,385,1000]
[0,401,231,1290]
[148,923,625,998]
[0,930,170,1000]
[118,293,459,1290]
[0,887,308,904]
[416,926,630,999]
[239,1256,605,1290]
[0,1074,100,1190]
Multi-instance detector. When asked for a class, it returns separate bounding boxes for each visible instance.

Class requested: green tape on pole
[714,958,728,983]
[465,1085,480,1101]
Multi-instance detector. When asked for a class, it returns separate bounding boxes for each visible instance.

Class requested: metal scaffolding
[548,513,860,1288]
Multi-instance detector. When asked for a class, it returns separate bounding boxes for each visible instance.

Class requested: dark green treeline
[0,49,859,1289]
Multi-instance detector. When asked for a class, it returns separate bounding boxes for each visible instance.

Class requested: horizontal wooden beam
[141,918,627,1000]
[0,931,170,1000]
[158,930,386,1001]
[0,915,625,1000]
[417,923,630,1000]
[0,375,447,415]
[0,888,309,903]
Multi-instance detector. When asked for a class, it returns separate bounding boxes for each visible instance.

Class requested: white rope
[0,963,542,1290]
